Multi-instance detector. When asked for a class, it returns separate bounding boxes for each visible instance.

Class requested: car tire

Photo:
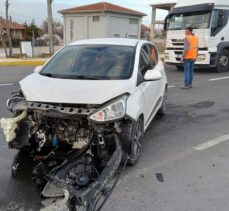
[216,49,229,72]
[158,86,168,116]
[11,149,31,176]
[119,118,144,166]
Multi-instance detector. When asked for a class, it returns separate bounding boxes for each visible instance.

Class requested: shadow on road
[0,150,44,211]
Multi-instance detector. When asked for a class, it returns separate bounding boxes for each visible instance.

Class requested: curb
[0,59,47,67]
[0,55,164,67]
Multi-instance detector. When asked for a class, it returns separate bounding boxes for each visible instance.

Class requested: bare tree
[41,19,63,38]
[0,27,8,57]
[47,0,54,54]
[5,0,13,57]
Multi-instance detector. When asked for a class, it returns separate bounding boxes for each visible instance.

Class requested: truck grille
[171,39,184,47]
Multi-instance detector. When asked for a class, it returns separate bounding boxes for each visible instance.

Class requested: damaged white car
[0,38,167,211]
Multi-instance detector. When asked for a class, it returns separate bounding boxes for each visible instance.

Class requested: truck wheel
[120,118,144,166]
[216,49,229,72]
[158,86,168,116]
[176,65,183,70]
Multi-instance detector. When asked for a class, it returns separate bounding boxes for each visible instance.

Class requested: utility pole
[47,0,54,55]
[5,0,13,57]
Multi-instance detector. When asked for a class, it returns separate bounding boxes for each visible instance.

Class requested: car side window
[148,44,159,68]
[139,46,151,77]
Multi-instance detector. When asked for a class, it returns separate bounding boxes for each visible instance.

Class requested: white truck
[164,0,229,72]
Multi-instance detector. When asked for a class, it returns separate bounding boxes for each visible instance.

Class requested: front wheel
[119,118,144,166]
[157,86,168,116]
[11,149,32,176]
[216,49,229,72]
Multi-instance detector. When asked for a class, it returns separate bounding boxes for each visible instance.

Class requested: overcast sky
[0,0,174,26]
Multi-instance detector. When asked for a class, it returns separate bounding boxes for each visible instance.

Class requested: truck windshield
[40,45,135,80]
[168,11,212,30]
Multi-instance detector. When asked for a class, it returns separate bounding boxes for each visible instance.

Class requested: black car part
[45,133,125,211]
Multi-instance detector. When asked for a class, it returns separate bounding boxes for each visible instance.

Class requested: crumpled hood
[19,73,134,104]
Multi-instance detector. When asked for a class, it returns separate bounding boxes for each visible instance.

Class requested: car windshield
[40,45,135,80]
[168,11,212,30]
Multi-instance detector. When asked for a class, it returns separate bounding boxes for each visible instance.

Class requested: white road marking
[0,83,15,87]
[168,85,176,88]
[193,134,229,151]
[208,76,229,81]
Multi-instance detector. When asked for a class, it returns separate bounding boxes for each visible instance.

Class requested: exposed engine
[0,93,126,211]
[28,112,90,151]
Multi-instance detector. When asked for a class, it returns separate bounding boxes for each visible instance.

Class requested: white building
[59,2,146,44]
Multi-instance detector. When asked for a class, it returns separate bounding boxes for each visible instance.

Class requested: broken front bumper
[45,133,124,211]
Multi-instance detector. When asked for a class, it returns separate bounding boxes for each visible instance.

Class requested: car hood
[19,73,134,104]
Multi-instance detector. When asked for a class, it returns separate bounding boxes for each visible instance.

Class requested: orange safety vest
[184,34,199,60]
[151,48,158,64]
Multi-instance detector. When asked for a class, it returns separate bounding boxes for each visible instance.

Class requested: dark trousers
[183,60,195,87]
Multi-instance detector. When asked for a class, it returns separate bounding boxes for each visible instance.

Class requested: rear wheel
[120,118,144,166]
[216,49,229,72]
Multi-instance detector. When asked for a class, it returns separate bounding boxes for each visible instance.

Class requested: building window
[70,19,74,30]
[70,19,74,41]
[114,34,120,38]
[93,16,100,22]
[128,35,137,39]
[129,18,138,24]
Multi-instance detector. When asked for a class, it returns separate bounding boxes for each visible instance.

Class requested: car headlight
[89,95,128,123]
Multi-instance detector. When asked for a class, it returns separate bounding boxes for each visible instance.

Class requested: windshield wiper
[40,74,100,80]
[40,73,54,77]
[72,76,100,80]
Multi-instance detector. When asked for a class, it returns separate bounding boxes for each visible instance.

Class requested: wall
[63,13,107,44]
[63,12,142,44]
[13,30,23,39]
[106,13,141,39]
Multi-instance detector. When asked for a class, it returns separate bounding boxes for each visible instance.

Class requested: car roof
[69,38,148,47]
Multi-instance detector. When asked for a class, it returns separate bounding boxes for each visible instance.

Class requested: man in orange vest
[180,27,199,89]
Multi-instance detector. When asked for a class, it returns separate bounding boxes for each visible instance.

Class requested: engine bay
[0,93,126,211]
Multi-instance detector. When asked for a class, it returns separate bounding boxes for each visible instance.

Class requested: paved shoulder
[0,59,47,67]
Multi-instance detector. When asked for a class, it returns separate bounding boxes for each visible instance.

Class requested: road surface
[0,66,229,211]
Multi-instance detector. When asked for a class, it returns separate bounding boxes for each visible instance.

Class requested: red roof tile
[0,19,25,30]
[59,2,146,16]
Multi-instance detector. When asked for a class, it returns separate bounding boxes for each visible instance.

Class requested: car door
[138,44,162,126]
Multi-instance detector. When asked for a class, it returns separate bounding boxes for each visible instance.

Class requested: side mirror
[34,65,43,73]
[144,69,162,81]
[164,15,169,31]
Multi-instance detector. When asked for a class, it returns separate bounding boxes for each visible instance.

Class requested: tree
[53,21,63,39]
[47,0,54,54]
[5,0,13,57]
[25,20,42,42]
[41,20,48,34]
[41,19,63,39]
[0,27,8,57]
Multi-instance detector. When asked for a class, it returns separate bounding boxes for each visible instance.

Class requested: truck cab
[164,0,229,72]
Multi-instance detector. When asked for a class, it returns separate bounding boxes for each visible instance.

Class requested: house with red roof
[59,2,146,44]
[0,19,26,40]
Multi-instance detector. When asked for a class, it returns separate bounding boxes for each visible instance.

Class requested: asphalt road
[0,66,229,211]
